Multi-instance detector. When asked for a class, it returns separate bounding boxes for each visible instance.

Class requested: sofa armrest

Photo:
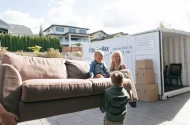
[0,64,22,116]
[115,69,138,102]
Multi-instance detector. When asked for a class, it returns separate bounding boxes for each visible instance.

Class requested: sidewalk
[18,92,190,125]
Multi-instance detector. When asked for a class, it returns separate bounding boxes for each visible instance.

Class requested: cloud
[1,0,190,34]
[97,0,190,33]
[0,10,44,34]
[46,0,81,26]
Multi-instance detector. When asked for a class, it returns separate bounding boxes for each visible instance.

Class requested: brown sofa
[0,52,137,122]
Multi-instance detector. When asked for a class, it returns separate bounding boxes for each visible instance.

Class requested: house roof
[44,24,89,32]
[0,19,11,27]
[108,32,125,36]
[10,24,33,35]
[90,30,108,35]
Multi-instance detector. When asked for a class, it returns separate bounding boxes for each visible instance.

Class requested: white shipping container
[83,28,190,100]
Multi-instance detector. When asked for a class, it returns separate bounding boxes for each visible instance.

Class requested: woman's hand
[0,104,18,125]
[0,112,18,125]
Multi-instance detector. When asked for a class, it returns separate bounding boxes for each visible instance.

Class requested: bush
[0,47,7,57]
[43,48,63,58]
[16,50,27,56]
[0,33,60,52]
[28,46,42,56]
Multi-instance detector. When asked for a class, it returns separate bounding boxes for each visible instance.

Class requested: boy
[89,50,110,78]
[0,103,18,125]
[100,71,129,125]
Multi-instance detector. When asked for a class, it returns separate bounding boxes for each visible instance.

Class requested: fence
[62,46,82,53]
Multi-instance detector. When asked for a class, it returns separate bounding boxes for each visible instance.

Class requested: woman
[110,51,127,71]
[110,51,137,108]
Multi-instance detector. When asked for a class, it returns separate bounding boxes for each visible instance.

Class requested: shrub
[0,47,8,57]
[28,46,42,56]
[43,48,63,58]
[16,50,27,56]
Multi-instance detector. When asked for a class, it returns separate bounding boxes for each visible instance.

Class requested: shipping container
[83,28,190,100]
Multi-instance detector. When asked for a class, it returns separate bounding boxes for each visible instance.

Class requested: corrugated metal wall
[162,35,190,86]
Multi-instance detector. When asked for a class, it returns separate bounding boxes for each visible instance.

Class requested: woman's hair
[109,51,123,71]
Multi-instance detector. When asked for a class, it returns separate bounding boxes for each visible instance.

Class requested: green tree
[75,42,82,51]
[39,25,44,37]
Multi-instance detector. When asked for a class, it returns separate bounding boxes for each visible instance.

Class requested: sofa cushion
[89,78,132,95]
[66,59,90,79]
[21,79,93,102]
[1,52,67,81]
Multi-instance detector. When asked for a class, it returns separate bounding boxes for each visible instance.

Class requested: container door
[133,31,162,96]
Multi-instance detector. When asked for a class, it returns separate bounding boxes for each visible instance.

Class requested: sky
[0,0,190,34]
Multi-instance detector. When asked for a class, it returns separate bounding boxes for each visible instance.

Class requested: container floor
[164,83,185,92]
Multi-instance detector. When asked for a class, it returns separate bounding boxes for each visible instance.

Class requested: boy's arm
[100,92,108,113]
[89,61,95,78]
[102,62,110,77]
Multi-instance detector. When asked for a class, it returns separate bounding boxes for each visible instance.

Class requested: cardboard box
[136,69,154,84]
[136,84,158,102]
[136,60,153,69]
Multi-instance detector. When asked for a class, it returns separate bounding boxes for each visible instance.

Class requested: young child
[89,50,110,78]
[100,71,129,125]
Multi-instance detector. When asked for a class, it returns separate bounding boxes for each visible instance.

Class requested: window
[79,30,86,34]
[98,33,103,39]
[83,38,89,42]
[69,28,76,33]
[56,27,64,32]
[59,37,63,42]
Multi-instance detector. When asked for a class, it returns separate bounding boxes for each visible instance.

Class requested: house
[0,19,33,36]
[0,19,11,34]
[105,32,126,39]
[44,24,90,47]
[9,24,33,36]
[90,30,127,42]
[90,30,108,42]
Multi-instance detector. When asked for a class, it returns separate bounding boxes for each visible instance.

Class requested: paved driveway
[18,92,190,125]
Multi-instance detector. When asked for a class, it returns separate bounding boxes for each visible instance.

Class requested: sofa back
[1,52,67,81]
[65,59,90,79]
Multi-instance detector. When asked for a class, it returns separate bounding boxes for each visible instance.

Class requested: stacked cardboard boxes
[135,60,158,102]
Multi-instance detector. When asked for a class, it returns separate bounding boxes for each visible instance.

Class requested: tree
[159,22,165,29]
[39,25,44,37]
[75,42,82,51]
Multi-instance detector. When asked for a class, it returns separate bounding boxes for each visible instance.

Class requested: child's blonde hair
[110,51,123,71]
[111,71,124,86]
[94,50,104,57]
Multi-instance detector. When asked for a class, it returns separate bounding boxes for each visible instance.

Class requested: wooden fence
[62,46,82,53]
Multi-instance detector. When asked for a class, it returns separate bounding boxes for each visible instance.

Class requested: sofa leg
[129,101,137,108]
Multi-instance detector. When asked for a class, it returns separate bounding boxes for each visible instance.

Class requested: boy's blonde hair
[94,50,104,57]
[111,71,124,86]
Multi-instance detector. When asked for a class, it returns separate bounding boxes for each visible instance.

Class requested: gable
[0,19,10,27]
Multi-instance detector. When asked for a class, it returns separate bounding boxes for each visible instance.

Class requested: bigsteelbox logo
[89,46,109,53]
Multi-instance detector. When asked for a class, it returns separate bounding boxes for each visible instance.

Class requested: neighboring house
[0,19,11,34]
[90,30,108,42]
[9,24,33,36]
[90,30,127,42]
[44,24,90,47]
[0,18,33,36]
[105,32,126,39]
